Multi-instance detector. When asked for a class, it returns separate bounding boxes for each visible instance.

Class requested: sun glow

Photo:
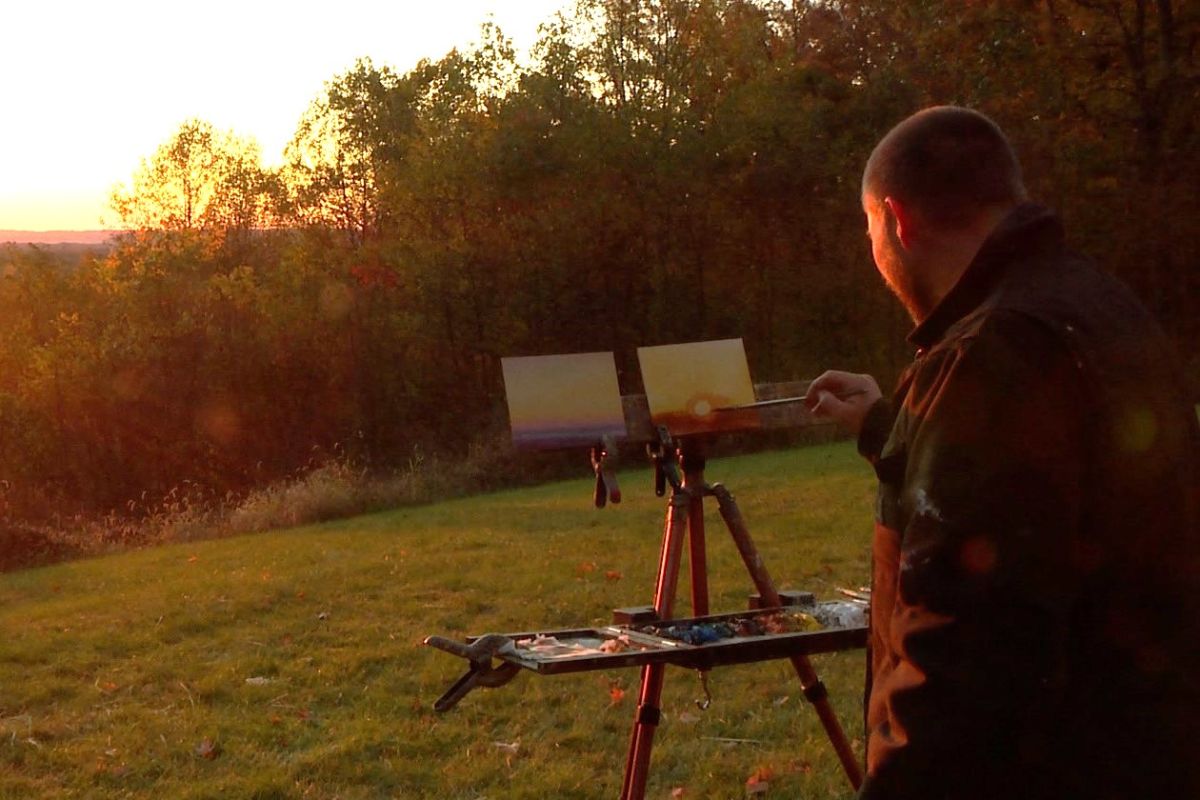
[0,0,569,233]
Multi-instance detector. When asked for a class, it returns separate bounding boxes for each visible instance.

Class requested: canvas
[636,339,760,436]
[501,352,628,449]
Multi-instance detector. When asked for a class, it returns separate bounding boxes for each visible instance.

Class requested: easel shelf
[431,603,866,678]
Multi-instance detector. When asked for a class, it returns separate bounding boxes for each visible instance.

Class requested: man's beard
[878,255,936,323]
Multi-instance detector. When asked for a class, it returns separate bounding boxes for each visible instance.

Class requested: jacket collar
[908,203,1065,351]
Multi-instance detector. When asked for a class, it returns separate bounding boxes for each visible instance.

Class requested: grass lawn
[0,442,877,799]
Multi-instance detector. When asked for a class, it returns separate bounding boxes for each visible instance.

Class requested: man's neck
[915,205,1015,321]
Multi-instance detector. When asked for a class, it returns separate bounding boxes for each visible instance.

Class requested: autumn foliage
[1,1,1196,545]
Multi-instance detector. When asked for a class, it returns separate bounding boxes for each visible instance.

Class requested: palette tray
[455,603,867,676]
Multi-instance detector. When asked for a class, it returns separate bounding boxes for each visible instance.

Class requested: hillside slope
[0,443,874,799]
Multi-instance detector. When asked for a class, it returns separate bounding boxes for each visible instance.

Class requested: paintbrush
[715,389,868,412]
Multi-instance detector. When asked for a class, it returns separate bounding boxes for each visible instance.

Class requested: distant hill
[0,230,118,245]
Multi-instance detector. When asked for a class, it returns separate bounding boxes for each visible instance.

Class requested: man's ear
[883,196,916,250]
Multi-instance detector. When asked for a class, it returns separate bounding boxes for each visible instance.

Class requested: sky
[0,0,572,232]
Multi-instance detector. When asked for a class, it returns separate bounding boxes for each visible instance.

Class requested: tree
[110,119,276,235]
[281,59,414,243]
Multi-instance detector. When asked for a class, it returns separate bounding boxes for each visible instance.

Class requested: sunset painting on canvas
[637,338,760,437]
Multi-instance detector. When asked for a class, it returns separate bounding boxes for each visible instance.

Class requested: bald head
[863,106,1026,229]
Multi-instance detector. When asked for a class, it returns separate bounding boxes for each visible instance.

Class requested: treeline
[1,0,1196,525]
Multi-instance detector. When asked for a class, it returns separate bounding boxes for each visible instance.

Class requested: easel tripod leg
[788,655,863,789]
[712,485,864,790]
[621,663,666,800]
[621,491,690,800]
[685,470,709,617]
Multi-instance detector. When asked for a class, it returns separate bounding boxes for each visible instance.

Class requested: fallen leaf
[609,685,626,705]
[747,765,775,794]
[671,788,686,798]
[244,676,272,686]
[317,612,329,620]
[187,555,198,563]
[577,561,597,575]
[605,570,623,581]
[746,777,769,795]
[194,738,220,760]
[772,695,790,707]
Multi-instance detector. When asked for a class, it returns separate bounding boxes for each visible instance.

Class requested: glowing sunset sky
[0,0,571,232]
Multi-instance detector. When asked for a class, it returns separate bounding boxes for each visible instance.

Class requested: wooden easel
[619,431,862,799]
[425,381,868,796]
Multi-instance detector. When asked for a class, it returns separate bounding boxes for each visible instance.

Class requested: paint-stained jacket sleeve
[857,398,894,464]
[860,312,1087,800]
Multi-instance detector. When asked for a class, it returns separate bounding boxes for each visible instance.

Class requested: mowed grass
[0,442,876,799]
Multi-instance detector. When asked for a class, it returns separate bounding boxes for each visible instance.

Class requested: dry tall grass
[1,428,850,572]
[0,437,524,571]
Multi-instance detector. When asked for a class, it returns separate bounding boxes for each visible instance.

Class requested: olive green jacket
[857,204,1200,800]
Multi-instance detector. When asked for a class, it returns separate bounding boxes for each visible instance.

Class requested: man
[807,106,1200,799]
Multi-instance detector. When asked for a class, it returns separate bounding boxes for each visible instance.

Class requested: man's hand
[805,370,882,436]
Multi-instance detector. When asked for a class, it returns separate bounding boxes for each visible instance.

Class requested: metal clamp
[695,670,713,711]
[424,634,522,712]
[591,436,622,508]
[646,426,682,496]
